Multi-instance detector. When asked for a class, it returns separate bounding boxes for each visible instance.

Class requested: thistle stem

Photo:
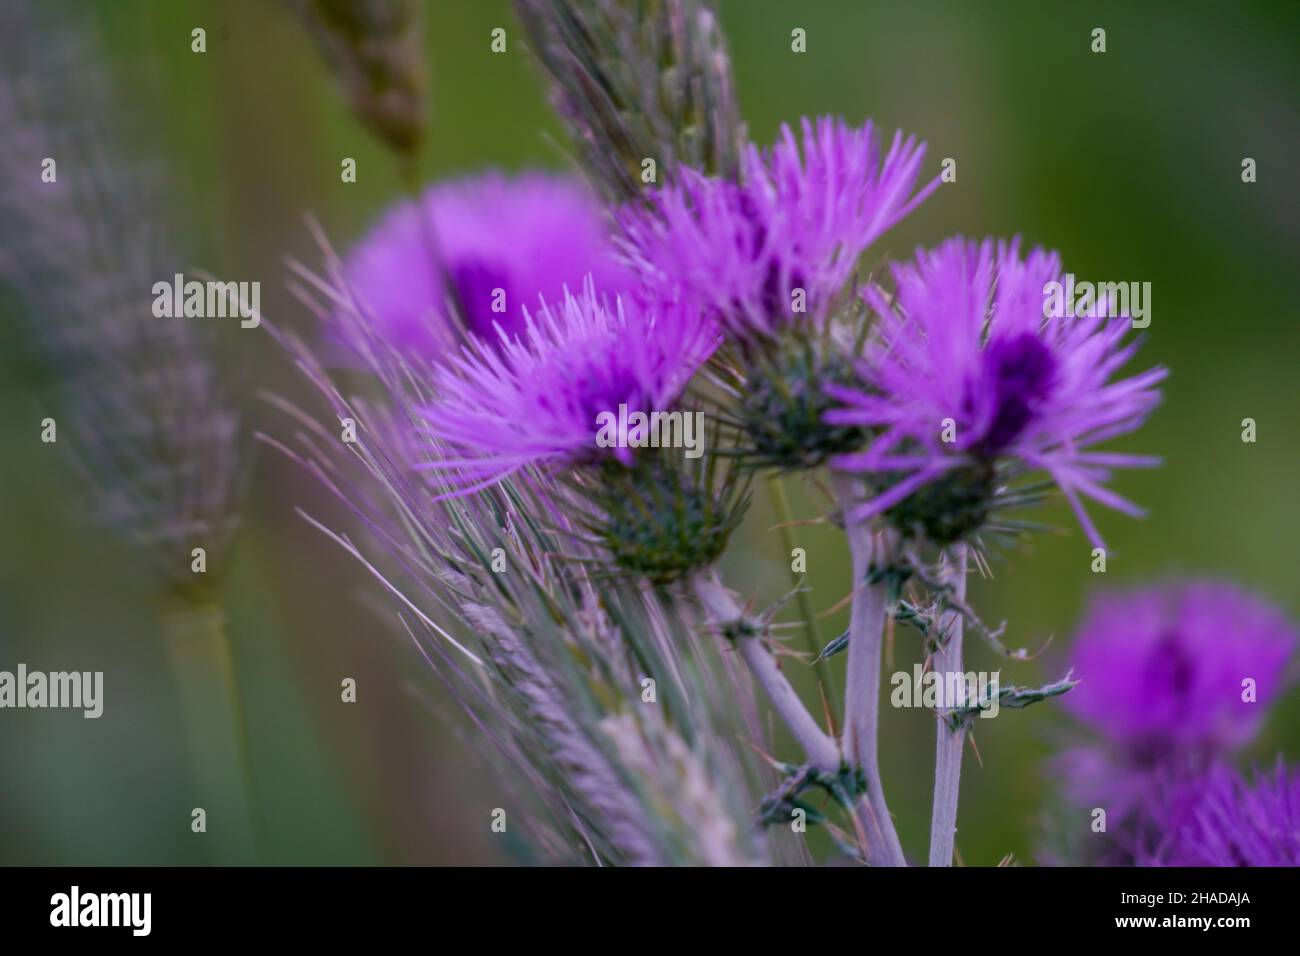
[765,473,837,722]
[163,603,261,863]
[692,570,840,772]
[834,475,907,866]
[928,543,968,866]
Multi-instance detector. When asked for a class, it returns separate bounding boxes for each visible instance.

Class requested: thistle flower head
[827,237,1167,546]
[269,268,771,860]
[723,322,870,471]
[418,280,715,492]
[590,451,749,585]
[619,116,940,344]
[1143,760,1300,867]
[342,172,635,356]
[1044,581,1296,863]
[1064,581,1296,756]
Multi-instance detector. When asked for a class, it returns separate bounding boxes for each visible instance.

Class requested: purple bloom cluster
[1053,581,1297,865]
[1064,581,1296,754]
[342,172,634,355]
[1143,761,1300,867]
[827,237,1167,545]
[417,281,715,494]
[619,116,939,341]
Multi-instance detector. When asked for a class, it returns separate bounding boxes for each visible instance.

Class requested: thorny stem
[834,475,907,867]
[765,473,837,723]
[692,569,841,773]
[928,543,968,867]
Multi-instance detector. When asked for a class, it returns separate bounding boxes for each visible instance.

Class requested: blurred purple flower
[416,280,716,494]
[342,172,636,355]
[1050,743,1178,851]
[1144,761,1300,867]
[1047,581,1296,863]
[826,237,1166,546]
[618,116,939,341]
[1064,581,1296,755]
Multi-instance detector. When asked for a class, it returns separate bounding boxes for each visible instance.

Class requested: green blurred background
[1,0,1297,865]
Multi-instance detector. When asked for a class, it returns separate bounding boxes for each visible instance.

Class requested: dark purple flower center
[735,191,804,324]
[1146,631,1196,704]
[975,332,1056,454]
[561,353,649,445]
[449,259,513,339]
[571,373,639,420]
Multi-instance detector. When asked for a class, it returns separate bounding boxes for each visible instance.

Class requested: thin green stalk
[766,474,837,724]
[164,603,261,864]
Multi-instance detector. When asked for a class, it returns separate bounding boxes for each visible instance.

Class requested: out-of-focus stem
[765,473,836,722]
[513,0,743,204]
[928,543,968,866]
[834,475,906,867]
[692,570,840,772]
[164,603,260,864]
[284,0,426,155]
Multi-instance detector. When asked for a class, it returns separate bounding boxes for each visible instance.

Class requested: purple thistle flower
[417,280,715,494]
[342,172,636,355]
[1046,581,1296,861]
[1143,761,1300,867]
[618,116,940,341]
[826,237,1167,546]
[1064,581,1296,756]
[1049,743,1180,855]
